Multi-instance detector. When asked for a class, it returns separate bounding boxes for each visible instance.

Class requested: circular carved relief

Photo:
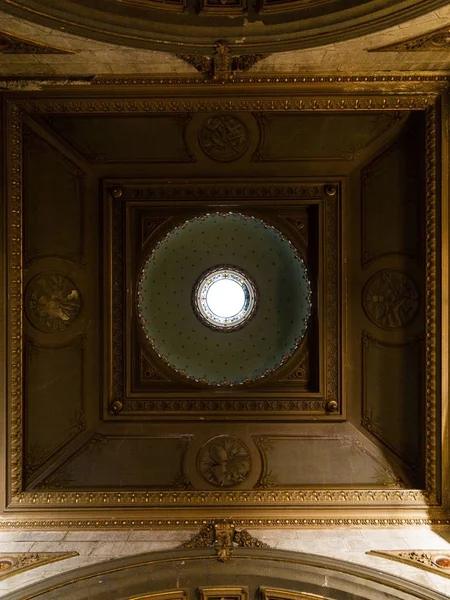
[199,115,249,161]
[434,556,450,568]
[26,273,81,332]
[198,435,251,487]
[0,559,13,571]
[363,270,419,330]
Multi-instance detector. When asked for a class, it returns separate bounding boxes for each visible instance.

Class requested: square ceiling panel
[1,81,447,528]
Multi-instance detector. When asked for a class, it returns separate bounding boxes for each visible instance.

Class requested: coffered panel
[0,80,446,526]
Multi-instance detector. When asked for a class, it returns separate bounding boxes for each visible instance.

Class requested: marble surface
[1,4,450,78]
[0,528,450,597]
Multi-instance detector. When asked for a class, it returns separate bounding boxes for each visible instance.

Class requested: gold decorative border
[1,517,450,529]
[425,105,438,503]
[7,100,24,499]
[91,75,450,86]
[114,183,333,414]
[8,488,430,507]
[3,90,442,515]
[19,97,437,114]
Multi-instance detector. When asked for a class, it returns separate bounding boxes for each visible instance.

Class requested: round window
[193,266,257,331]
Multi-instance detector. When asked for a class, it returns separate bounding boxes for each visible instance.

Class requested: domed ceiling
[137,212,311,386]
[1,0,448,53]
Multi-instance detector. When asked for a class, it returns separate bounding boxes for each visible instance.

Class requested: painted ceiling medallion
[26,273,81,332]
[199,115,249,161]
[198,436,251,487]
[363,270,419,330]
[193,266,257,331]
[137,212,311,386]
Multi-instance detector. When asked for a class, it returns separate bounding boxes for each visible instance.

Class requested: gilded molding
[325,189,339,407]
[19,98,436,116]
[425,105,438,503]
[110,181,334,413]
[9,488,430,507]
[0,517,450,529]
[92,74,450,86]
[3,92,442,516]
[7,101,24,498]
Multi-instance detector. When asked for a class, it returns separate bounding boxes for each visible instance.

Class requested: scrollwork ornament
[179,520,269,561]
[363,270,419,330]
[26,273,81,332]
[198,436,251,487]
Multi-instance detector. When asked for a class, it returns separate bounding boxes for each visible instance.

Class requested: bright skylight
[206,278,246,318]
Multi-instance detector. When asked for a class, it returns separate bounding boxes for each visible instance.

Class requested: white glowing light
[206,278,246,318]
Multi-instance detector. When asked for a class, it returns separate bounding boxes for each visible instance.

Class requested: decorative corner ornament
[177,42,269,80]
[0,552,78,580]
[369,26,450,52]
[368,550,450,580]
[178,519,270,561]
[0,31,73,54]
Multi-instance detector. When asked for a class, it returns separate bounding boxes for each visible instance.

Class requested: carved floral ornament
[198,436,251,487]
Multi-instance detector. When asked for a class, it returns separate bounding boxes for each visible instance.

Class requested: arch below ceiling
[1,0,450,54]
[4,547,448,600]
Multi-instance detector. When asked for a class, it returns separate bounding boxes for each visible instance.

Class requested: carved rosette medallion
[199,115,249,161]
[198,436,251,487]
[26,273,81,332]
[363,270,419,330]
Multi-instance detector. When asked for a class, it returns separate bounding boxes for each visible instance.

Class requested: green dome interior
[138,212,311,386]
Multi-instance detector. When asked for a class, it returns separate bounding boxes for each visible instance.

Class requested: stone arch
[4,547,447,600]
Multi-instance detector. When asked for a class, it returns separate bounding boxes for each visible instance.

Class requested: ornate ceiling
[0,0,449,54]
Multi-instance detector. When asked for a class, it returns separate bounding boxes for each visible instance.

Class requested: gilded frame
[106,186,334,416]
[1,78,447,528]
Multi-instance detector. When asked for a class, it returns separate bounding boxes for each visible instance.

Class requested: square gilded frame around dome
[103,181,338,419]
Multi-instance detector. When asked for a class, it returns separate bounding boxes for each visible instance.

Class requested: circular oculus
[193,266,257,331]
